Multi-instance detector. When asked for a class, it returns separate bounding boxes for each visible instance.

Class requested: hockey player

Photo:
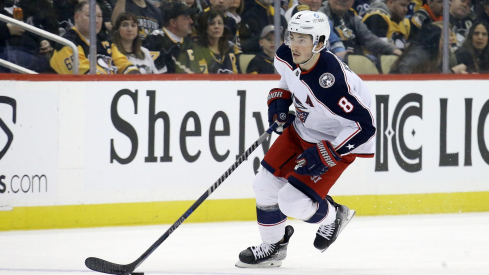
[235,10,376,268]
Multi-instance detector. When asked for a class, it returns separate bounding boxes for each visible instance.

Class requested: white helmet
[285,11,331,54]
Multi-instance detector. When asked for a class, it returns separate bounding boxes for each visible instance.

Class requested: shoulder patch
[319,73,335,88]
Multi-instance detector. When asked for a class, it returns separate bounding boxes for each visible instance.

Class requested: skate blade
[235,260,282,268]
[338,209,355,235]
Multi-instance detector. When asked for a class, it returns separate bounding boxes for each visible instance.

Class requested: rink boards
[1,74,488,230]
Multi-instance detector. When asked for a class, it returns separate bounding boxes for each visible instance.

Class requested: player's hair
[196,9,230,55]
[112,12,145,60]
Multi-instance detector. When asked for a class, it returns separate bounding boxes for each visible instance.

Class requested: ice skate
[314,197,355,252]
[235,225,294,268]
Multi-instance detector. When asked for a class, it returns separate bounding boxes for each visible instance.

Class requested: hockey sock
[304,198,336,224]
[256,204,287,244]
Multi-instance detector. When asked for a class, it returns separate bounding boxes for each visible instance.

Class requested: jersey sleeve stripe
[338,57,376,127]
[335,122,362,151]
[275,54,294,70]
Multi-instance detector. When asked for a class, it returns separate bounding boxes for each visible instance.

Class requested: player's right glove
[268,88,293,135]
[294,140,341,176]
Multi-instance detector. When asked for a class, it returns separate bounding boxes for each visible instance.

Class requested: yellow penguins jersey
[362,7,411,49]
[176,43,238,74]
[50,28,139,74]
[411,0,423,13]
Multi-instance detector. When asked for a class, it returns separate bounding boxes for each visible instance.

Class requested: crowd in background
[0,0,488,74]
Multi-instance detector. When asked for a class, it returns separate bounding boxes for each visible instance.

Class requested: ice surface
[1,212,488,275]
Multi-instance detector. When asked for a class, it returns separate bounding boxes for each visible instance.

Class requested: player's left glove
[294,140,341,176]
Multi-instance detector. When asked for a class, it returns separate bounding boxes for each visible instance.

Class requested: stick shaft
[130,123,277,269]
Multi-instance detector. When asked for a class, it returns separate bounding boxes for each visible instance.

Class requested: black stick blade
[85,257,134,275]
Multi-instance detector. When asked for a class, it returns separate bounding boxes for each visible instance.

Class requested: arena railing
[0,13,80,75]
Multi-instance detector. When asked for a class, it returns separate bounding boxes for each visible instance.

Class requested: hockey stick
[85,121,280,275]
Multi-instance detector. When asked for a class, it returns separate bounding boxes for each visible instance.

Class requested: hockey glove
[268,88,293,135]
[294,140,341,176]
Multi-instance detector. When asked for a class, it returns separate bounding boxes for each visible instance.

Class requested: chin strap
[299,51,320,66]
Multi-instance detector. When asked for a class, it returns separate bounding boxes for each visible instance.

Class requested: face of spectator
[207,15,224,40]
[75,4,102,37]
[210,0,230,12]
[289,32,315,64]
[260,32,280,57]
[388,0,410,22]
[428,0,444,17]
[329,0,354,16]
[449,0,471,19]
[438,28,457,50]
[484,3,489,16]
[172,15,194,37]
[472,23,488,50]
[230,0,241,11]
[299,0,322,11]
[119,19,138,43]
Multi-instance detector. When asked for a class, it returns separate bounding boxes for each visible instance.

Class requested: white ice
[1,212,488,275]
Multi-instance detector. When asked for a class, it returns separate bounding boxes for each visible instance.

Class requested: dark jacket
[143,28,194,73]
[246,51,274,74]
[239,0,287,54]
[319,3,398,56]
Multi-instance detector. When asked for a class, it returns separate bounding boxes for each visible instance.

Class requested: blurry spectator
[188,0,210,12]
[476,0,489,22]
[53,0,114,38]
[353,0,372,18]
[203,0,241,54]
[239,0,287,54]
[98,0,115,33]
[176,9,238,73]
[53,0,78,35]
[227,0,244,55]
[406,0,423,18]
[455,20,489,72]
[228,0,244,25]
[111,0,163,40]
[19,0,59,35]
[182,0,210,12]
[0,1,51,73]
[362,0,411,50]
[246,25,277,73]
[449,0,475,48]
[147,0,161,7]
[113,12,158,73]
[50,1,140,74]
[319,0,402,57]
[284,0,322,21]
[390,22,467,73]
[144,1,197,73]
[410,0,443,39]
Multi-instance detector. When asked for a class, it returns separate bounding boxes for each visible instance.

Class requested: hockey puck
[131,273,144,275]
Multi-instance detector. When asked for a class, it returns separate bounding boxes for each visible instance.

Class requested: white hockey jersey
[274,44,376,157]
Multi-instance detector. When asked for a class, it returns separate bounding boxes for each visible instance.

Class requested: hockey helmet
[285,11,330,54]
